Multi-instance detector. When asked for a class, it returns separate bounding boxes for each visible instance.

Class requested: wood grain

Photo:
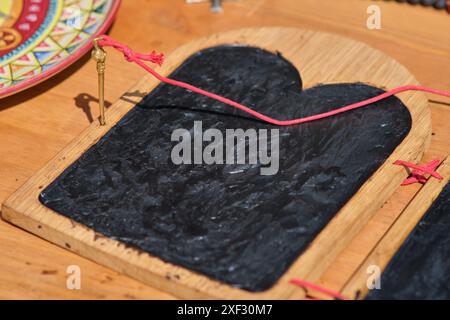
[2,27,431,299]
[0,0,449,299]
[341,156,450,299]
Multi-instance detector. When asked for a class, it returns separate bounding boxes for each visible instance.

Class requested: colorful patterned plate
[0,0,121,98]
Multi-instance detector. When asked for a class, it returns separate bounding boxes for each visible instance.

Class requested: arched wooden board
[2,27,430,299]
[342,157,449,300]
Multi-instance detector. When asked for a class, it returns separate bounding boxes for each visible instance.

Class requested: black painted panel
[40,46,411,291]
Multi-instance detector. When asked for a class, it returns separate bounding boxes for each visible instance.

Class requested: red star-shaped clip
[394,159,443,186]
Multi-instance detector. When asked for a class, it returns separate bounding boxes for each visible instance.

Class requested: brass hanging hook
[91,37,107,126]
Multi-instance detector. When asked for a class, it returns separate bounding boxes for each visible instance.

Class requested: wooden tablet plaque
[2,28,431,299]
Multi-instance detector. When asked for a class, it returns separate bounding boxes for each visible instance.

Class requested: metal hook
[91,37,107,126]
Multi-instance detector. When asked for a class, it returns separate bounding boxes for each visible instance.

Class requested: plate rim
[0,0,122,99]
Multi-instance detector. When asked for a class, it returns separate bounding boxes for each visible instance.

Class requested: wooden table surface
[0,0,449,299]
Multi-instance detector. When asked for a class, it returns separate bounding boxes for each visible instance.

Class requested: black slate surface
[40,45,411,292]
[366,181,450,300]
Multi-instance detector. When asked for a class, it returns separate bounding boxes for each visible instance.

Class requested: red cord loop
[394,159,443,185]
[98,35,165,66]
[122,46,134,62]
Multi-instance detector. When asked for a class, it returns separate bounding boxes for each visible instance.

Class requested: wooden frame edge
[341,156,450,299]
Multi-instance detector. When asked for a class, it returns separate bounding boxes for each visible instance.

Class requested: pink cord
[97,35,450,126]
[290,279,348,300]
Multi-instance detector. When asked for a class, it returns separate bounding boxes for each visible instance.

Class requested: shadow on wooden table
[74,93,112,123]
[0,54,91,113]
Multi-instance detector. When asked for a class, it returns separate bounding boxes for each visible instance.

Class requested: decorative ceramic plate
[0,0,121,98]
